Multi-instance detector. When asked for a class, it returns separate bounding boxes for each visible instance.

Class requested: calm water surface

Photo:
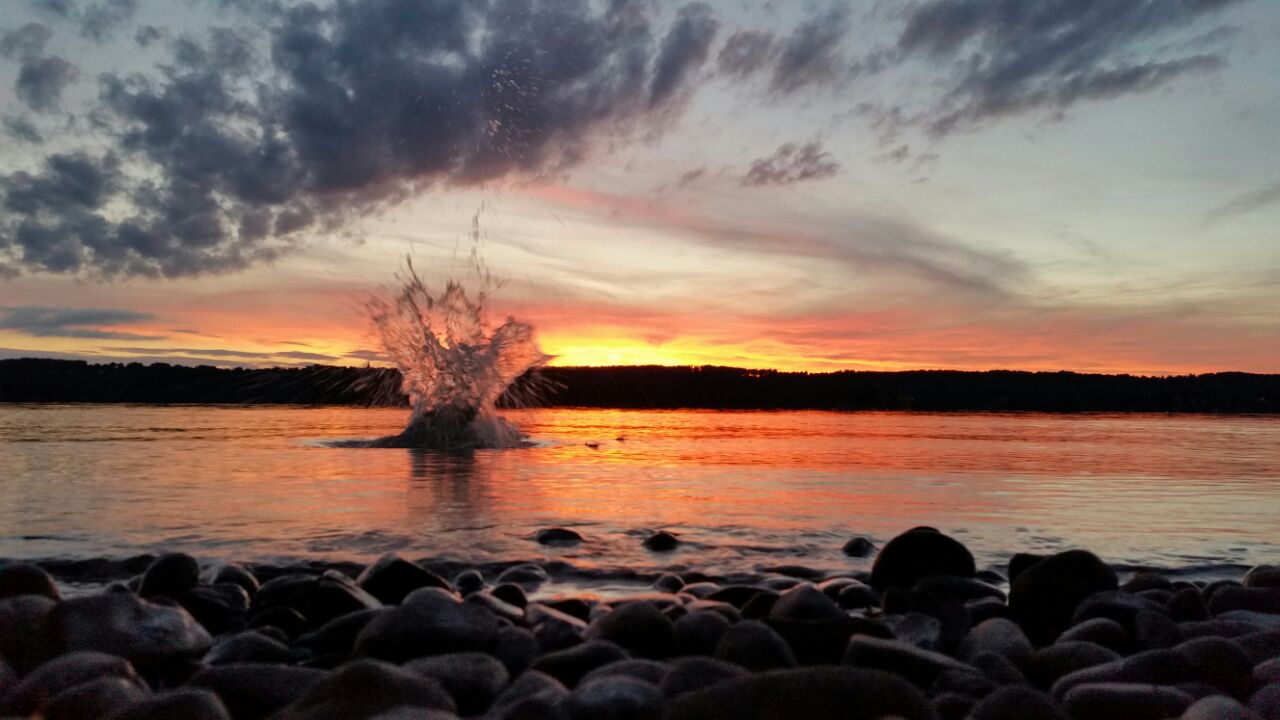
[0,405,1277,584]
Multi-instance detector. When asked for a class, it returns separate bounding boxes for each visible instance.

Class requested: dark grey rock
[968,686,1069,720]
[1062,682,1195,720]
[454,569,485,596]
[356,554,450,605]
[206,630,296,665]
[659,657,746,698]
[178,583,252,635]
[529,602,589,652]
[529,640,630,688]
[112,688,231,720]
[407,652,510,716]
[492,583,528,608]
[139,553,200,599]
[355,588,497,662]
[836,582,880,610]
[1027,641,1121,690]
[1249,684,1280,719]
[842,636,973,688]
[1009,550,1117,645]
[1058,617,1130,653]
[273,659,455,720]
[488,671,569,720]
[1009,553,1049,583]
[652,573,684,594]
[536,528,584,545]
[1245,567,1280,590]
[581,659,669,687]
[673,610,732,657]
[496,564,551,591]
[958,617,1034,666]
[52,593,212,671]
[714,620,796,671]
[842,536,875,557]
[970,650,1030,686]
[0,651,139,717]
[1135,608,1184,650]
[869,528,976,591]
[885,612,943,650]
[249,606,308,639]
[493,625,540,675]
[188,663,326,720]
[0,562,59,600]
[643,531,680,552]
[201,563,260,596]
[914,575,1006,603]
[587,602,675,659]
[563,676,666,720]
[767,583,842,623]
[296,608,388,657]
[1238,629,1280,664]
[44,676,149,720]
[1210,587,1280,616]
[666,667,937,720]
[0,595,57,674]
[1181,695,1262,720]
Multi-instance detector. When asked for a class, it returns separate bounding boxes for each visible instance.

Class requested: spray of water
[366,253,550,449]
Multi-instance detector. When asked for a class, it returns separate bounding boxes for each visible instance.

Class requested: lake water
[0,405,1277,588]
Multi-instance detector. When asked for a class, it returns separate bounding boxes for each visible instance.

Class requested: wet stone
[673,609,732,657]
[0,595,57,674]
[1058,616,1130,653]
[495,563,551,590]
[52,593,213,671]
[1181,695,1261,720]
[488,671,569,720]
[959,617,1034,665]
[536,527,584,545]
[842,536,876,557]
[491,625,539,675]
[249,606,308,639]
[869,528,976,591]
[0,562,59,601]
[138,553,201,600]
[644,531,680,552]
[201,563,260,596]
[968,686,1070,720]
[454,569,484,596]
[842,636,974,689]
[355,588,497,662]
[1245,566,1280,589]
[582,658,669,687]
[914,575,1006,603]
[1171,587,1214,623]
[1027,641,1122,690]
[491,583,528,608]
[652,573,685,594]
[178,583,252,636]
[1009,550,1118,646]
[836,582,881,610]
[356,554,450,605]
[296,608,388,657]
[207,630,296,666]
[885,612,943,650]
[1249,684,1280,719]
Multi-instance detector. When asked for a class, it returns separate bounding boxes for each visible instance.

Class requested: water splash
[366,256,550,449]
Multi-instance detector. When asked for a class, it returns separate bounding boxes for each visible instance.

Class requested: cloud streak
[0,305,161,339]
[741,141,840,187]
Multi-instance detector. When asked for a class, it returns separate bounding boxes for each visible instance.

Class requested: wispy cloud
[0,305,162,339]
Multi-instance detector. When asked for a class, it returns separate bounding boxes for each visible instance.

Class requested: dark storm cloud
[4,116,45,144]
[741,140,840,187]
[0,23,54,60]
[79,0,140,42]
[1,0,724,279]
[0,305,162,339]
[893,0,1246,136]
[15,55,79,112]
[649,3,719,108]
[717,30,773,78]
[28,0,77,17]
[769,6,853,93]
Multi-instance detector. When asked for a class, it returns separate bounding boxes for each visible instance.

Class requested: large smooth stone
[1181,695,1262,720]
[1245,566,1280,589]
[842,636,973,688]
[529,640,630,687]
[842,536,876,557]
[488,671,569,720]
[0,562,59,600]
[273,659,455,720]
[1009,550,1117,645]
[0,651,140,717]
[44,676,149,720]
[587,602,676,659]
[582,659,670,687]
[1026,641,1121,689]
[968,686,1069,720]
[138,553,200,599]
[1210,587,1280,616]
[1249,684,1280,719]
[660,657,747,698]
[0,595,57,674]
[188,663,326,720]
[958,618,1034,666]
[563,676,667,720]
[178,583,252,635]
[1061,682,1195,720]
[536,528,584,545]
[113,688,231,720]
[201,563,260,596]
[492,625,540,675]
[496,564,551,590]
[714,620,796,671]
[644,531,681,552]
[296,608,387,657]
[356,554,451,606]
[1058,617,1130,653]
[674,610,733,656]
[406,652,509,716]
[667,667,936,720]
[530,602,589,652]
[206,631,297,665]
[51,593,212,670]
[355,588,497,662]
[869,528,975,591]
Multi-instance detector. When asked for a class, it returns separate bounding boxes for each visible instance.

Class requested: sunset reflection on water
[0,405,1276,578]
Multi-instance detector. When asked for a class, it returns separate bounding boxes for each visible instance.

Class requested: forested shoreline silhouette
[0,358,1276,413]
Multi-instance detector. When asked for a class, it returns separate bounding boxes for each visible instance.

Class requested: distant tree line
[0,358,1277,413]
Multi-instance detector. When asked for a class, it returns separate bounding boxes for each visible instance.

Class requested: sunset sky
[1,0,1277,375]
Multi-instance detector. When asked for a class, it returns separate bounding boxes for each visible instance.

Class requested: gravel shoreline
[1,527,1278,719]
